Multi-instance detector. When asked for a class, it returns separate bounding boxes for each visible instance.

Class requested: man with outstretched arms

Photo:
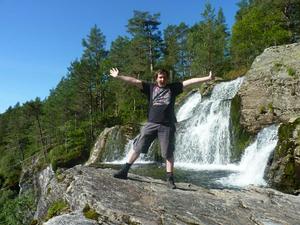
[110,68,214,189]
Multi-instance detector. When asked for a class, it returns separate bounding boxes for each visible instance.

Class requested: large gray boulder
[238,43,300,134]
[35,165,300,225]
[43,211,98,225]
[85,124,140,165]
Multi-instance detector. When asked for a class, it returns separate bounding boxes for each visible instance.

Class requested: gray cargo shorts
[133,122,176,159]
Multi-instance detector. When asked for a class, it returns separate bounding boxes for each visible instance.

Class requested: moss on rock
[229,95,252,161]
[266,117,300,193]
[83,204,99,221]
[100,124,141,162]
[46,199,70,221]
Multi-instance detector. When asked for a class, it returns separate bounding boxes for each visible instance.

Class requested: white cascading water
[218,124,278,187]
[176,92,201,122]
[175,77,279,187]
[108,139,154,164]
[175,77,244,167]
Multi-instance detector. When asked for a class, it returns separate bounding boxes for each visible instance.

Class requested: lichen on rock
[266,117,300,193]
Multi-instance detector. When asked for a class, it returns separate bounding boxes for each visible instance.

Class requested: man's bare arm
[109,68,143,89]
[182,71,214,89]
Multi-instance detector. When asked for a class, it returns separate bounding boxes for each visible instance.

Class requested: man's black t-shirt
[141,82,183,124]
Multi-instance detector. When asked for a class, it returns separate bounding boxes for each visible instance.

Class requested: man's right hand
[108,68,142,89]
[110,68,119,77]
[208,71,215,81]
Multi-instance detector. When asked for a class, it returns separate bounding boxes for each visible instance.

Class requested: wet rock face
[85,124,140,165]
[266,117,300,193]
[35,165,300,225]
[238,43,300,134]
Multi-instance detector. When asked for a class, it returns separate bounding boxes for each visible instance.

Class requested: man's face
[156,73,168,87]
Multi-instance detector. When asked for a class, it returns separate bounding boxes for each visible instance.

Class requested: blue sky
[0,0,239,114]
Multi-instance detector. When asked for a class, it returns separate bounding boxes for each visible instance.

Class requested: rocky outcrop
[34,166,56,220]
[85,124,140,165]
[238,43,300,134]
[266,117,300,193]
[35,165,300,225]
[44,211,98,225]
[19,154,42,195]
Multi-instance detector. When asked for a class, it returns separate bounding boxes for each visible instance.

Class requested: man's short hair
[154,69,169,80]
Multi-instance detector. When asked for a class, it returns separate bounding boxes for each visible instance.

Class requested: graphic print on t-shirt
[152,86,171,106]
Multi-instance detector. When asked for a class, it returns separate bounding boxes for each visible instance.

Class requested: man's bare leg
[166,157,174,173]
[127,149,140,164]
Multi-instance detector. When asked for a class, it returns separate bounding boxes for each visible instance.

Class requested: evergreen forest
[0,1,299,224]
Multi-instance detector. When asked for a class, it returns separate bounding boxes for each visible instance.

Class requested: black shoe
[113,169,128,179]
[167,175,177,189]
[113,163,131,179]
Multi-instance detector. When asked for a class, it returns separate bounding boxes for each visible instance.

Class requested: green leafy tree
[187,3,229,76]
[275,0,300,42]
[0,190,36,225]
[80,25,107,139]
[231,0,294,67]
[108,36,148,123]
[25,98,48,161]
[127,10,163,77]
[162,23,190,79]
[0,104,36,189]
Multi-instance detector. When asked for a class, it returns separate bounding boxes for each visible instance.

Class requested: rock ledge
[35,165,300,225]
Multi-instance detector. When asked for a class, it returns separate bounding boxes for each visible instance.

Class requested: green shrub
[48,128,88,171]
[268,102,274,113]
[46,199,69,220]
[83,204,99,221]
[287,67,296,77]
[0,151,22,189]
[223,66,248,80]
[259,105,267,114]
[0,190,36,225]
[49,145,83,171]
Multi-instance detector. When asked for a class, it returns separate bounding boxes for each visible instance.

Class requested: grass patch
[287,67,296,77]
[259,105,267,114]
[46,199,69,220]
[268,102,274,113]
[83,204,99,221]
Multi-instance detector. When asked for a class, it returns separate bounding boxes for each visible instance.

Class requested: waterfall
[176,92,201,122]
[109,77,244,166]
[175,77,279,187]
[107,139,154,164]
[218,125,278,187]
[175,77,244,167]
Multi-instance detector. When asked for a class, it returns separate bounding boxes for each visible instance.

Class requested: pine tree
[187,3,229,76]
[162,23,190,79]
[108,36,148,123]
[78,25,107,139]
[231,0,294,67]
[127,10,163,78]
[25,98,47,161]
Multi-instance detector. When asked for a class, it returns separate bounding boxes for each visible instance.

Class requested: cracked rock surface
[36,165,300,225]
